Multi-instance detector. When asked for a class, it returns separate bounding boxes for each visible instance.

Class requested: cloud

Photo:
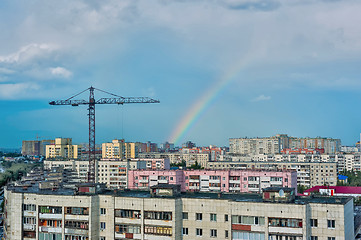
[50,67,72,78]
[0,83,40,100]
[251,94,271,102]
[0,43,58,64]
[0,67,15,75]
[220,0,281,11]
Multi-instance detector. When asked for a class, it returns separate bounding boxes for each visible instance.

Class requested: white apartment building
[4,180,355,240]
[229,135,341,155]
[208,161,337,188]
[44,159,146,189]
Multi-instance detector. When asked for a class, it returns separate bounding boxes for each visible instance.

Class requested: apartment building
[128,169,297,193]
[44,158,169,189]
[4,179,354,240]
[208,161,337,188]
[45,138,80,159]
[22,139,55,156]
[138,152,210,167]
[230,134,341,155]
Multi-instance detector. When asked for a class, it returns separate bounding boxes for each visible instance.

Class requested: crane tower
[49,86,160,183]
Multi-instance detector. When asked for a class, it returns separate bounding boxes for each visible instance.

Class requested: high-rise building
[230,134,341,155]
[22,139,55,156]
[45,138,80,159]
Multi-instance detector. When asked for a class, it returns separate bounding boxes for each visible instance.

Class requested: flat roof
[6,183,352,205]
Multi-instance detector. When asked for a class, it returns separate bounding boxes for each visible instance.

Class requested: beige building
[208,161,337,188]
[102,140,140,159]
[4,178,354,240]
[45,138,80,159]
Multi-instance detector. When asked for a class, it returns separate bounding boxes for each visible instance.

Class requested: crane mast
[49,86,160,183]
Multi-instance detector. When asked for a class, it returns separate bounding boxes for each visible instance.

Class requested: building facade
[208,161,337,188]
[128,169,297,193]
[4,182,354,240]
[45,138,80,159]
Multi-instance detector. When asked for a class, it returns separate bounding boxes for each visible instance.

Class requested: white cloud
[50,67,72,78]
[0,43,58,64]
[251,94,271,102]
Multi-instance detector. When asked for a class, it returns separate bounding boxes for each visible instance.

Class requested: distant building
[230,134,341,155]
[45,138,80,159]
[22,139,54,156]
[102,139,140,159]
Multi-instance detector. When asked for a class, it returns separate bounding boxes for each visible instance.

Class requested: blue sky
[1,0,361,148]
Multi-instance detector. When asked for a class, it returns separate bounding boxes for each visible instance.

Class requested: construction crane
[49,86,160,183]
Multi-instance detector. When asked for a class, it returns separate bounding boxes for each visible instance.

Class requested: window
[23,204,36,211]
[196,228,203,236]
[225,214,229,222]
[310,237,318,240]
[310,219,318,227]
[144,225,172,236]
[100,237,106,240]
[144,211,172,220]
[183,212,188,220]
[232,215,265,225]
[100,208,106,215]
[100,222,106,230]
[116,209,141,219]
[210,213,217,222]
[182,228,188,235]
[210,229,217,237]
[196,213,202,221]
[327,220,335,229]
[225,230,229,238]
[328,238,335,240]
[115,224,141,234]
[268,218,302,228]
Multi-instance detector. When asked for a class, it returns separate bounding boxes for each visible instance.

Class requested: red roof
[305,186,361,194]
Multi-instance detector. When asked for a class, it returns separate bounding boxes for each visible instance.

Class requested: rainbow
[168,55,252,145]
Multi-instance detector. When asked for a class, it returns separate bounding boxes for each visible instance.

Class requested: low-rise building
[128,169,297,193]
[208,161,337,188]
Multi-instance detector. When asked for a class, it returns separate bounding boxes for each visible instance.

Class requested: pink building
[128,169,297,193]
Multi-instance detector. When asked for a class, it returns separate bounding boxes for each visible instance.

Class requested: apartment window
[182,228,189,235]
[23,204,36,211]
[225,230,229,238]
[310,219,318,227]
[196,213,202,221]
[100,208,106,215]
[232,215,265,225]
[183,212,188,220]
[144,225,172,236]
[225,214,229,222]
[144,211,172,220]
[327,220,335,229]
[328,238,335,240]
[310,237,318,240]
[196,228,203,236]
[99,237,106,240]
[100,222,106,230]
[210,213,217,222]
[210,229,217,237]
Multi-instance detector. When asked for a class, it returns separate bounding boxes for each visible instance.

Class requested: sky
[1,0,361,148]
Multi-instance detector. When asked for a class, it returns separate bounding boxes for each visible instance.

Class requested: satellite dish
[279,189,285,197]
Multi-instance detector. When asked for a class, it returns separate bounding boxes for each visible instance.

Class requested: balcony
[139,179,149,183]
[268,226,302,235]
[229,180,240,184]
[23,211,36,217]
[229,187,240,191]
[64,228,89,235]
[39,213,62,220]
[188,185,199,190]
[189,178,200,183]
[65,214,89,221]
[39,226,62,233]
[23,224,36,231]
[158,179,168,184]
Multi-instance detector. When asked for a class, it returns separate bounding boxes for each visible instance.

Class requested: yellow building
[102,139,139,159]
[45,138,80,159]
